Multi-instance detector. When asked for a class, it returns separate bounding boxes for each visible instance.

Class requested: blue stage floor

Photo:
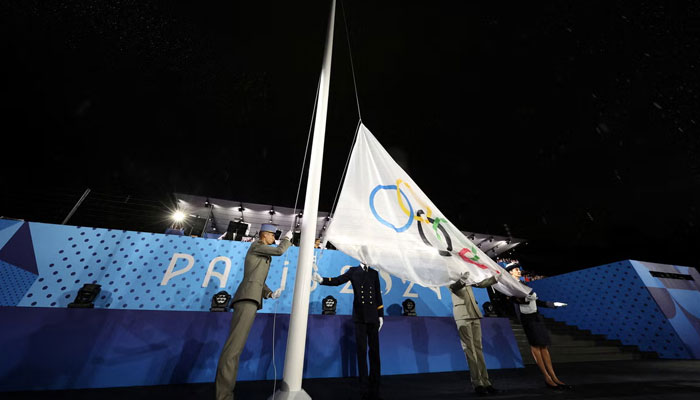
[3,360,700,400]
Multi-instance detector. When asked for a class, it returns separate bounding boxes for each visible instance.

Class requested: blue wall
[0,219,491,316]
[0,219,521,391]
[528,260,700,359]
[0,307,522,391]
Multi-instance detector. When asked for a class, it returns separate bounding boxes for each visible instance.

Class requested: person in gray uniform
[215,224,293,400]
[449,271,501,396]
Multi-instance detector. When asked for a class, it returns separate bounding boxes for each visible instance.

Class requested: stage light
[482,301,497,317]
[68,283,102,308]
[204,198,211,208]
[172,211,186,222]
[322,295,337,315]
[298,212,303,217]
[269,207,275,215]
[468,233,476,240]
[488,236,494,242]
[402,299,417,316]
[210,291,232,312]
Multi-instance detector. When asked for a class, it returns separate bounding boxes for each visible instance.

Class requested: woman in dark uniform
[507,266,572,391]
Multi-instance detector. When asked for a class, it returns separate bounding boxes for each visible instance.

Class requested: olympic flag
[324,124,531,297]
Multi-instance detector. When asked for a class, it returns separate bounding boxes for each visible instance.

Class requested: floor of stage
[4,360,700,400]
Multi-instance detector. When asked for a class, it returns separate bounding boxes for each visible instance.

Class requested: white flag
[324,124,531,297]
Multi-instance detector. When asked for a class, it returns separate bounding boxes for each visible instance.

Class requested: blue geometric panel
[0,307,522,391]
[0,222,38,275]
[0,260,38,306]
[0,219,23,253]
[5,220,461,317]
[529,260,693,359]
[631,261,700,359]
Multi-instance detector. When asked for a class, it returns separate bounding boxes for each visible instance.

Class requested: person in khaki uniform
[449,271,501,396]
[215,224,293,400]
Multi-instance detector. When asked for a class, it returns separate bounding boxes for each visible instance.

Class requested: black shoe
[485,385,500,395]
[474,386,489,396]
[545,382,564,391]
[557,384,573,390]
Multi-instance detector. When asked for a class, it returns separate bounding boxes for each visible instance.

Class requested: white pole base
[267,389,311,400]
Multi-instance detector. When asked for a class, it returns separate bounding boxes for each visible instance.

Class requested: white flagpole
[273,1,336,399]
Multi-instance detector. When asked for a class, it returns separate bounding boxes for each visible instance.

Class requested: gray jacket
[449,276,498,320]
[232,238,291,309]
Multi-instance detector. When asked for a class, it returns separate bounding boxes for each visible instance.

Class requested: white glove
[270,288,283,299]
[378,317,384,332]
[283,230,293,240]
[312,272,323,283]
[525,292,538,302]
[459,271,470,283]
[553,302,567,307]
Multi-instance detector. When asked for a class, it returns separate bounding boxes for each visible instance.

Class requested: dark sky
[1,0,699,275]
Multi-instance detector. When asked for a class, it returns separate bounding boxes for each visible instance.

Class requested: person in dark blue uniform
[313,263,384,400]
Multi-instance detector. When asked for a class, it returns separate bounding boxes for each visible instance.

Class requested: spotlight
[488,236,494,242]
[402,299,417,316]
[298,212,303,217]
[172,211,186,222]
[269,207,275,215]
[322,295,337,315]
[68,283,102,308]
[468,234,476,240]
[210,291,232,312]
[204,198,211,208]
[482,301,497,317]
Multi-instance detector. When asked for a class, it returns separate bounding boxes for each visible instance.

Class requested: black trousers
[355,321,381,396]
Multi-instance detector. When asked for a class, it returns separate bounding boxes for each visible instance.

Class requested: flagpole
[273,1,336,399]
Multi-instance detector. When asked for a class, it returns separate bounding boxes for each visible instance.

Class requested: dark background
[1,0,698,276]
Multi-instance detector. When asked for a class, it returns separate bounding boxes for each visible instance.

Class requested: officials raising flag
[324,124,530,297]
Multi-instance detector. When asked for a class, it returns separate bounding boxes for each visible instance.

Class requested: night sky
[1,0,698,276]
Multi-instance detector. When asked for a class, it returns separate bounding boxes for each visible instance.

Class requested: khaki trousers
[456,318,491,388]
[215,300,258,400]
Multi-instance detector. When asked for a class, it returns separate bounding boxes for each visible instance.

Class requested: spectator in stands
[505,265,571,391]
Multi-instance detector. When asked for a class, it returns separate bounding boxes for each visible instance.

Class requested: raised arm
[250,238,292,256]
[320,268,353,286]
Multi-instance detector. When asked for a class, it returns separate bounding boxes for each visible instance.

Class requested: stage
[3,360,699,400]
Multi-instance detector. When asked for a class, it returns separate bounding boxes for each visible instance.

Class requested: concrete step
[551,352,642,363]
[508,316,658,364]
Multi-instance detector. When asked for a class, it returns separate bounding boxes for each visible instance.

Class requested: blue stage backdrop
[528,260,700,359]
[0,219,523,391]
[0,219,492,316]
[0,307,522,391]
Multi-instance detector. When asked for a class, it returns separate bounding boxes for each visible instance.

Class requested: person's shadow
[482,319,522,368]
[169,319,220,383]
[340,317,357,377]
[386,304,402,316]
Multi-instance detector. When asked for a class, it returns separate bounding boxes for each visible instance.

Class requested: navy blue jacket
[320,266,384,324]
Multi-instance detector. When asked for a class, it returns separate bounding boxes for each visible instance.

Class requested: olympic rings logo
[369,179,453,255]
[369,179,498,273]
